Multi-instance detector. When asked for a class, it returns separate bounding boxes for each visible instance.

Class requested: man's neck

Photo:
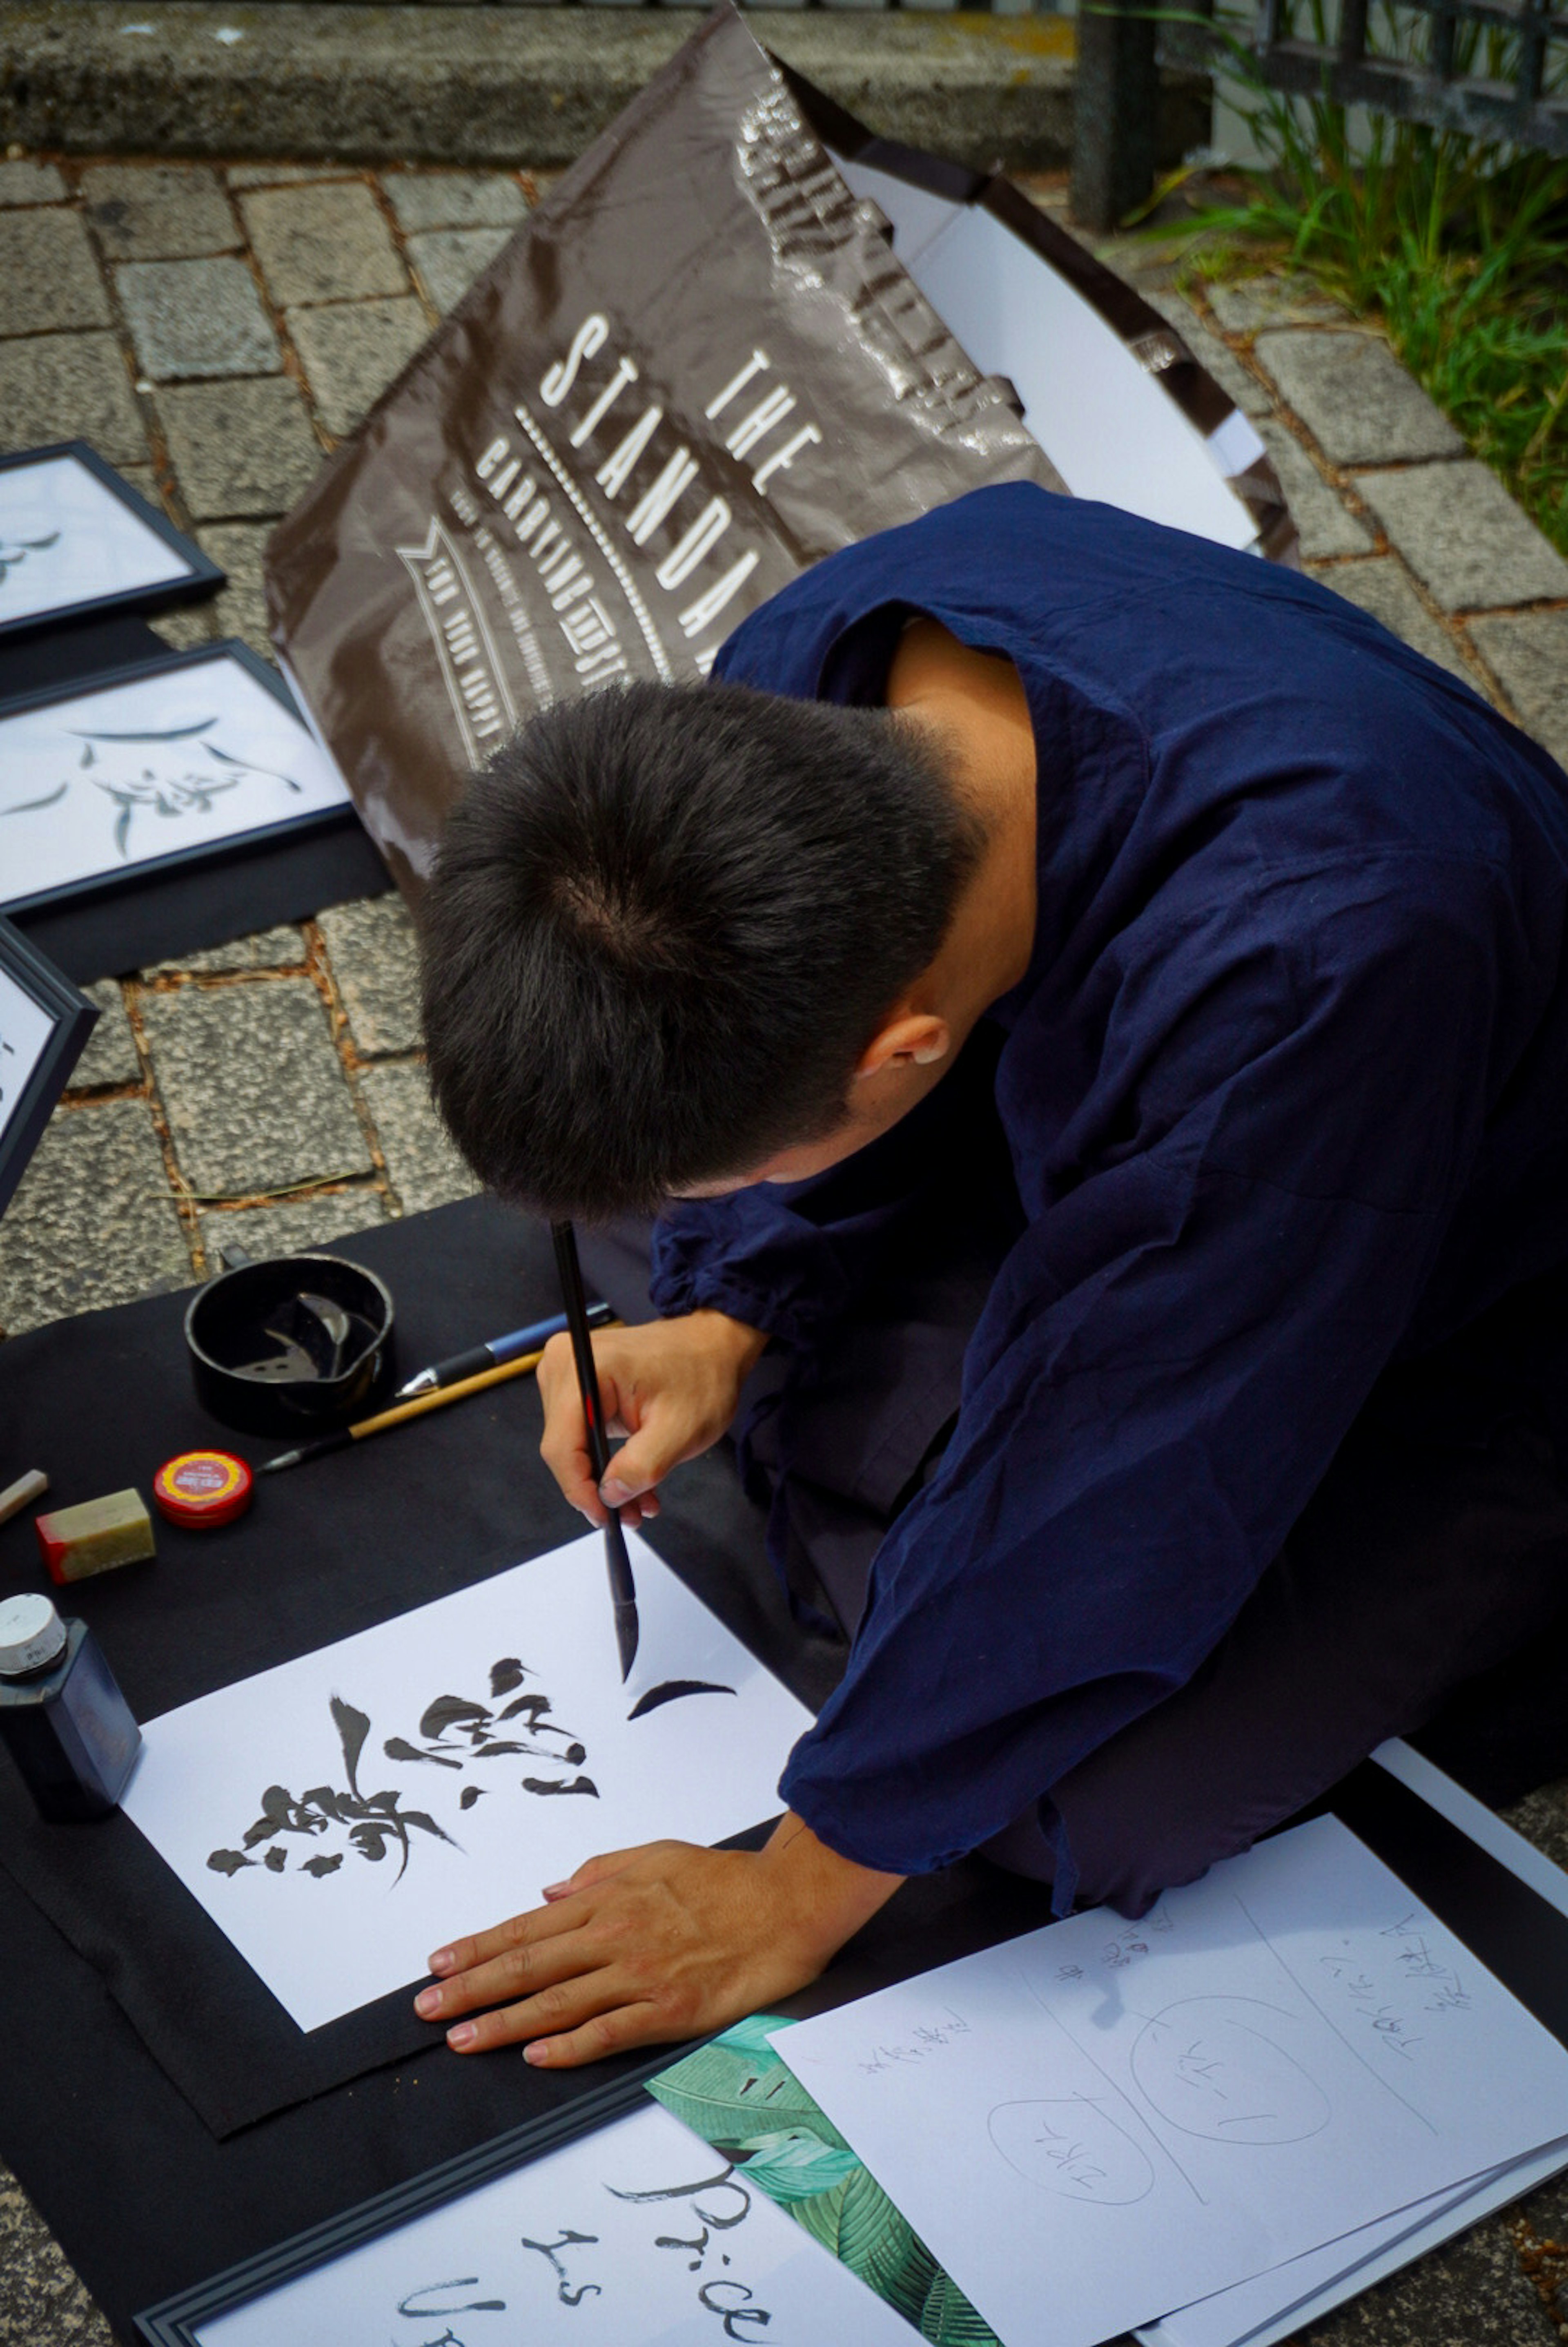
[886,617,1039,1029]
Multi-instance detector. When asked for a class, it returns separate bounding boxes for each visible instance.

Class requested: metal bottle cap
[0,1592,67,1677]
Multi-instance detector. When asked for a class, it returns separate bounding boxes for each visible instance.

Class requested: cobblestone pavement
[2,149,1568,2346]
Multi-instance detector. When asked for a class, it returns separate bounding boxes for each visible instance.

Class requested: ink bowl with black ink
[185,1245,396,1437]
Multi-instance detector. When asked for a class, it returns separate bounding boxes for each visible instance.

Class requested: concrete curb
[0,3,1207,171]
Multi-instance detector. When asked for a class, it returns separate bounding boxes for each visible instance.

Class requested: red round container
[152,1449,254,1529]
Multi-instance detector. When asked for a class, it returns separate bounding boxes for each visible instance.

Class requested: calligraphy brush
[551,1218,640,1682]
[257,1341,589,1475]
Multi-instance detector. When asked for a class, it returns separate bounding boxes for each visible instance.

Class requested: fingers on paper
[425,1892,581,1983]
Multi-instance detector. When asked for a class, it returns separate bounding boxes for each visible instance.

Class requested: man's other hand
[413,1815,902,2067]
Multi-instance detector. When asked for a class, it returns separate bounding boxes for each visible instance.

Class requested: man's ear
[855,1011,951,1080]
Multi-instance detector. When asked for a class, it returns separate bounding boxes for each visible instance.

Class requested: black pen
[551,1219,640,1681]
[393,1301,613,1400]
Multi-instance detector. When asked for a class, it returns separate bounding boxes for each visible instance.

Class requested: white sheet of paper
[0,961,55,1137]
[0,650,350,910]
[1138,1740,1568,2347]
[773,1815,1568,2347]
[0,452,192,625]
[194,2097,916,2347]
[122,1531,813,2030]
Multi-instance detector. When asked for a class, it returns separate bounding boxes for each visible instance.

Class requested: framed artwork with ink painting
[0,918,98,1219]
[0,442,223,639]
[0,640,355,918]
[134,2071,919,2346]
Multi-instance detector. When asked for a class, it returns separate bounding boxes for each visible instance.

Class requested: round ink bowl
[184,1248,397,1437]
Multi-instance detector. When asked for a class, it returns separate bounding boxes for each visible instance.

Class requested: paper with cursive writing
[771,1816,1568,2347]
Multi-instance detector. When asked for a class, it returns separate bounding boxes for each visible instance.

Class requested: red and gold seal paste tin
[152,1450,254,1529]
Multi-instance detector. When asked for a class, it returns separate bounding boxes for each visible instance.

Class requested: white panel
[906,205,1259,550]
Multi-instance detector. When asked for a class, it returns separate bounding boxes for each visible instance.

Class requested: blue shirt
[649,483,1568,1898]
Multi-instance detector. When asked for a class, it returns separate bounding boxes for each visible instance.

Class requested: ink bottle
[0,1592,142,1820]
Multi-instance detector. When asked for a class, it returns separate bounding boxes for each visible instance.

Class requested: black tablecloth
[0,1200,846,2132]
[0,1196,1051,2336]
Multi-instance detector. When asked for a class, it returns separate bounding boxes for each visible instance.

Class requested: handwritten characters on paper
[392,2162,774,2346]
[0,713,306,861]
[206,1657,736,1885]
[1316,1910,1474,2065]
[0,528,59,595]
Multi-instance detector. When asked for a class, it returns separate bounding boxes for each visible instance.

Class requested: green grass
[1168,34,1568,556]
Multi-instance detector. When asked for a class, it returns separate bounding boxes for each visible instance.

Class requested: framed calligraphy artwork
[133,2073,920,2345]
[0,442,223,640]
[0,640,354,918]
[0,918,98,1220]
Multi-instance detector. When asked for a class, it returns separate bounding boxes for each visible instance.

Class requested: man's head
[419,677,984,1218]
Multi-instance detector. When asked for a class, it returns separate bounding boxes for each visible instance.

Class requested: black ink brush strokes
[628,1680,737,1720]
[206,1690,458,1885]
[207,1655,744,1893]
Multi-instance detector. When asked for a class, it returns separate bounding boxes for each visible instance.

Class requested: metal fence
[1254,0,1568,148]
[1075,0,1568,229]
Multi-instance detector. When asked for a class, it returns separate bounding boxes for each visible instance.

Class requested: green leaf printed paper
[650,2014,1000,2346]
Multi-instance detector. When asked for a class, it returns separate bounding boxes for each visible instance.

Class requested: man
[411,482,1568,2071]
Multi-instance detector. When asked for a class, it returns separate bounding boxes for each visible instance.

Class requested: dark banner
[265,4,1061,899]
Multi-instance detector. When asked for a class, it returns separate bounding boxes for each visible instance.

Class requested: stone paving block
[81,163,237,261]
[0,207,110,335]
[1295,2207,1557,2346]
[116,254,279,382]
[66,978,141,1091]
[0,2170,114,2346]
[1308,557,1479,688]
[1253,330,1465,466]
[155,376,320,521]
[0,1098,191,1336]
[359,1060,480,1216]
[197,1185,388,1270]
[1358,462,1568,612]
[1141,289,1271,417]
[0,330,145,464]
[1255,417,1372,560]
[1499,1780,1568,1876]
[286,295,428,438]
[317,894,423,1055]
[1468,610,1568,770]
[227,163,358,190]
[195,521,274,660]
[405,226,512,317]
[0,158,65,206]
[149,602,219,654]
[384,170,528,234]
[142,925,305,979]
[239,180,406,307]
[1204,273,1349,335]
[140,976,373,1198]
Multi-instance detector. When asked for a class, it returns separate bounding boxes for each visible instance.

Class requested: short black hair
[419,676,983,1219]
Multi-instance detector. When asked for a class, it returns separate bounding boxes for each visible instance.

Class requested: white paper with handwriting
[122,1531,812,2031]
[195,2098,917,2346]
[772,1816,1568,2347]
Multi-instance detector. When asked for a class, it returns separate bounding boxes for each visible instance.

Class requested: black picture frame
[133,2056,683,2345]
[0,638,356,921]
[0,441,224,641]
[0,917,98,1220]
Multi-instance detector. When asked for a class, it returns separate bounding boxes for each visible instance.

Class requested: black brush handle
[552,1220,640,1679]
